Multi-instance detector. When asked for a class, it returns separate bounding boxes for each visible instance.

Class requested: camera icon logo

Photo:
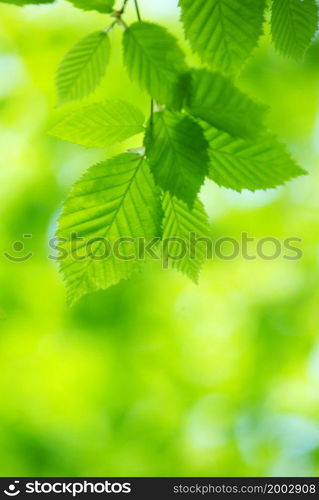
[3,235,33,263]
[4,481,20,496]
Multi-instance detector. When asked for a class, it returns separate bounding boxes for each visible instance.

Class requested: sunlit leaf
[50,100,145,148]
[67,0,114,13]
[145,110,209,207]
[271,0,318,61]
[186,69,266,139]
[162,193,210,282]
[56,30,111,104]
[0,0,54,3]
[123,21,189,109]
[203,123,307,191]
[180,0,266,74]
[57,153,162,305]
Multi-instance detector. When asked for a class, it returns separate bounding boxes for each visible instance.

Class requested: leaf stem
[134,0,142,21]
[104,19,118,33]
[118,0,130,15]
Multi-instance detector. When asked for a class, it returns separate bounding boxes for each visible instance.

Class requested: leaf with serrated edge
[0,0,54,4]
[162,193,210,283]
[145,111,209,207]
[271,0,318,61]
[56,31,111,104]
[67,0,114,13]
[203,123,307,191]
[50,100,145,148]
[123,21,189,109]
[57,153,162,305]
[180,0,266,74]
[186,69,266,139]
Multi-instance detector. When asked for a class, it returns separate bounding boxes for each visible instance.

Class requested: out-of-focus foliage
[0,0,319,477]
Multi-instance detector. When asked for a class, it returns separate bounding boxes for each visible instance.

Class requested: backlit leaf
[180,0,266,74]
[145,110,209,207]
[271,0,318,61]
[186,69,266,139]
[50,100,145,148]
[204,123,307,191]
[123,21,189,109]
[56,30,111,104]
[162,193,210,282]
[0,0,54,3]
[67,0,114,13]
[57,153,162,305]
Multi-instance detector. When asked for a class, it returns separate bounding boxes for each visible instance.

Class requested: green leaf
[67,0,114,13]
[57,153,162,305]
[271,0,318,61]
[50,100,145,148]
[0,307,7,321]
[123,21,189,109]
[0,0,54,4]
[56,30,111,104]
[186,69,266,139]
[162,193,210,283]
[180,0,266,75]
[203,123,307,191]
[145,111,209,207]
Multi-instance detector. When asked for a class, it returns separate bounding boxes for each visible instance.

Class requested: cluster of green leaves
[2,0,317,304]
[3,0,317,62]
[180,0,318,70]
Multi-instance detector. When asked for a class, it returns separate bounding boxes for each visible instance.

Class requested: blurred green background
[0,0,319,477]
